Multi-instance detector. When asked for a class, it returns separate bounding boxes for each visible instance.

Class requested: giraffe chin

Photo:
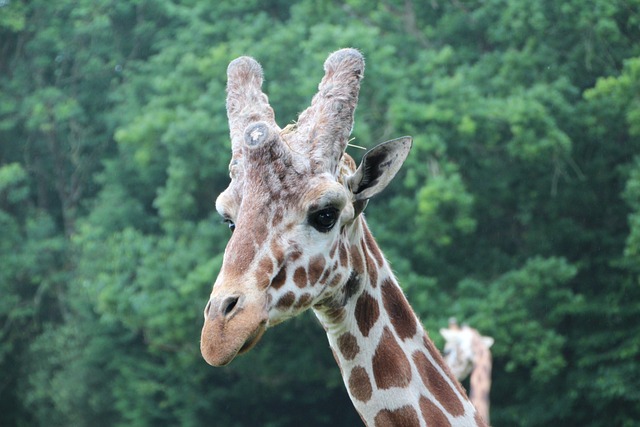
[200,319,267,367]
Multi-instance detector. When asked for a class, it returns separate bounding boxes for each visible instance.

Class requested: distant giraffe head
[200,49,411,366]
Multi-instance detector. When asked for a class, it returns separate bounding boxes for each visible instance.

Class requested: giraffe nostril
[222,295,241,317]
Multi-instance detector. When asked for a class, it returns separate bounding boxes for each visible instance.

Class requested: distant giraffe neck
[314,221,484,427]
[469,332,492,425]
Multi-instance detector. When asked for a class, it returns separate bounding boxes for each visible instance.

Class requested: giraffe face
[441,328,475,380]
[200,133,355,366]
[440,326,494,381]
[216,141,356,327]
[200,49,411,367]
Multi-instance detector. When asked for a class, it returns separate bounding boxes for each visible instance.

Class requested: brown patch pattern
[364,228,384,267]
[308,255,326,285]
[256,256,274,289]
[424,335,467,397]
[343,271,360,302]
[271,267,287,289]
[271,209,283,227]
[339,242,348,267]
[348,366,372,402]
[381,279,417,340]
[325,307,346,324]
[374,405,420,427]
[319,268,331,285]
[328,272,343,288]
[293,266,307,288]
[419,396,452,427]
[364,246,378,288]
[329,241,339,258]
[276,291,295,309]
[412,350,465,416]
[270,240,284,261]
[354,292,379,337]
[289,249,303,262]
[372,327,412,389]
[337,332,360,360]
[294,293,312,309]
[350,245,364,274]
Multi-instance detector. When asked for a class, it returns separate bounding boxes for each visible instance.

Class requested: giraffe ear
[439,328,456,342]
[482,336,495,349]
[348,136,412,202]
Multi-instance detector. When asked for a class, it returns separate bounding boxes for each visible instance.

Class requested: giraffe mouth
[200,296,269,367]
[238,322,267,355]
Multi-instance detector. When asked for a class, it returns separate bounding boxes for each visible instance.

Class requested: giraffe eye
[309,207,339,233]
[222,218,236,233]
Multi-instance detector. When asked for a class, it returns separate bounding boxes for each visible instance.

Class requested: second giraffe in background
[440,319,494,425]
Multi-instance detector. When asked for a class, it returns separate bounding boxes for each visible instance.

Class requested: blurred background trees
[1,0,639,425]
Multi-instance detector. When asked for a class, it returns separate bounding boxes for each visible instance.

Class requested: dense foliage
[1,0,639,425]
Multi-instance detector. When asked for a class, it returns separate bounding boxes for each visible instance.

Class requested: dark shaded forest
[1,0,639,425]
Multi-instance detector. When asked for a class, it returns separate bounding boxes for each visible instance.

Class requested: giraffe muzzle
[200,293,268,366]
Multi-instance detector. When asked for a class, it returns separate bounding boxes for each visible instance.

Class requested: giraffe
[440,319,494,425]
[200,48,486,427]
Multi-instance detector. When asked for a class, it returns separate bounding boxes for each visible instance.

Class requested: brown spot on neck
[350,244,364,274]
[329,240,339,259]
[363,227,384,267]
[419,396,452,427]
[348,366,372,403]
[374,405,420,427]
[412,349,465,417]
[381,279,418,340]
[372,327,412,389]
[354,292,379,337]
[424,335,467,398]
[337,332,360,360]
[343,270,361,303]
[363,244,379,288]
[339,242,349,268]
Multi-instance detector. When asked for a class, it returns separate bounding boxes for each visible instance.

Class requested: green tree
[2,0,640,425]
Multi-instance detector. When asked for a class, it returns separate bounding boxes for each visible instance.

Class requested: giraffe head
[440,321,494,380]
[200,49,412,367]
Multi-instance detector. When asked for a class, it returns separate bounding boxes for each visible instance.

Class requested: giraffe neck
[313,220,484,427]
[469,333,492,425]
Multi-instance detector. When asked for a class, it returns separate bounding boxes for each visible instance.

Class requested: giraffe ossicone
[200,48,486,426]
